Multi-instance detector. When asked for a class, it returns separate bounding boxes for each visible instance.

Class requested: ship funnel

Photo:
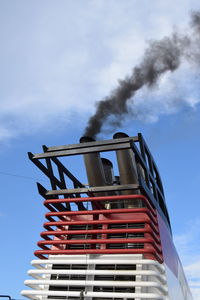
[113,132,138,188]
[113,132,140,207]
[80,136,106,191]
[101,158,114,186]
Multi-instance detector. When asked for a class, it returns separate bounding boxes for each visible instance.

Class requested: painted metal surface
[156,211,193,299]
[21,133,193,299]
[22,254,168,299]
[34,194,163,263]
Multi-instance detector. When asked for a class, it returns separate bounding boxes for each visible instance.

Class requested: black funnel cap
[80,136,96,143]
[113,132,129,139]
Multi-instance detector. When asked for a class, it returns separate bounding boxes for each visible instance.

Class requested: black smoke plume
[84,11,200,138]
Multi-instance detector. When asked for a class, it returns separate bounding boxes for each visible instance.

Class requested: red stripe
[34,248,163,263]
[33,193,163,264]
[45,208,157,225]
[44,194,156,217]
[38,237,156,245]
[40,227,151,237]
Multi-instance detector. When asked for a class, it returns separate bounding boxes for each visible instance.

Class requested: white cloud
[0,128,15,141]
[0,0,200,141]
[186,262,200,278]
[120,61,200,125]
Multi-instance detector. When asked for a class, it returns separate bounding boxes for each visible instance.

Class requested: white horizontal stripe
[21,289,166,299]
[28,269,166,283]
[31,259,165,272]
[24,279,168,294]
[22,255,168,299]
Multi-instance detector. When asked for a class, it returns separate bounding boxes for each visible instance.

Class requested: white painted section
[21,254,169,300]
[24,279,168,291]
[164,262,193,300]
[27,269,166,283]
[21,289,167,299]
[31,255,165,271]
[156,211,193,299]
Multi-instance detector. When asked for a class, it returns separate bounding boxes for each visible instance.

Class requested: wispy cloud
[129,63,200,123]
[0,0,200,141]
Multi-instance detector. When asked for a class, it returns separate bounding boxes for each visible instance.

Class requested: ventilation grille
[21,254,168,300]
[35,195,163,263]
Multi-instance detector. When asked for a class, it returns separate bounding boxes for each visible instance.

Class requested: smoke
[84,11,200,138]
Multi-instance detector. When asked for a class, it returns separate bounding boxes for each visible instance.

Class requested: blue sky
[0,0,200,299]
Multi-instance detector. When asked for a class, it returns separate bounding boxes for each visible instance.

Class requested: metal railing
[34,194,163,263]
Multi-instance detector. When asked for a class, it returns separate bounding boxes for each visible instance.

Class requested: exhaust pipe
[113,132,141,207]
[101,158,119,208]
[80,136,106,195]
[101,158,115,186]
[113,132,138,187]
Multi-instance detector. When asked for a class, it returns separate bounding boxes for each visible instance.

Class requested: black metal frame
[28,133,171,231]
[0,296,12,300]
